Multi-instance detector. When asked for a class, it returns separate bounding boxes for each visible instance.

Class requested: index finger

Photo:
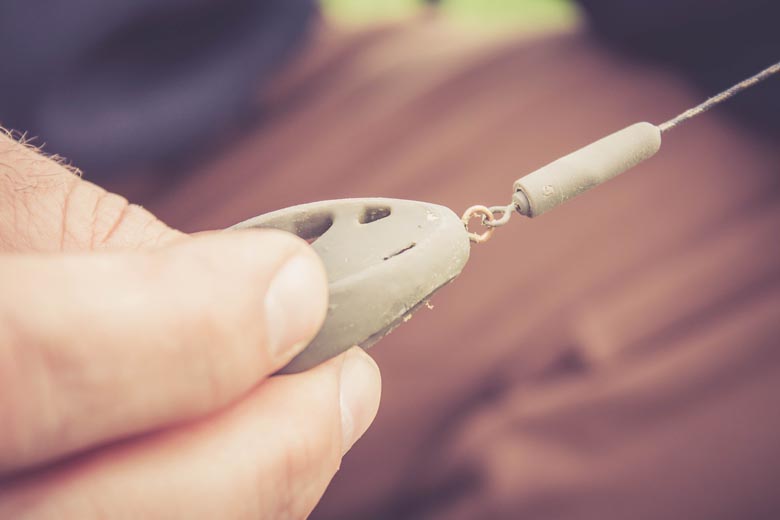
[0,129,181,253]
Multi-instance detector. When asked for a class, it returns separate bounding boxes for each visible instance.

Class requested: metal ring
[486,204,514,227]
[461,205,496,243]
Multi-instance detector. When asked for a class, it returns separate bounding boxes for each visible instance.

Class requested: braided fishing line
[658,61,780,132]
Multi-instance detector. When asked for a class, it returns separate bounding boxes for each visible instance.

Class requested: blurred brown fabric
[110,18,780,519]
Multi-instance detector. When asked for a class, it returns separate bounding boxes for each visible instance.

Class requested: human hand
[0,131,381,518]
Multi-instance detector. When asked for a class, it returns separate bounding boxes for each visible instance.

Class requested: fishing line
[658,61,780,132]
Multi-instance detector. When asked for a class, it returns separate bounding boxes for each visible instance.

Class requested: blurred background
[2,1,780,518]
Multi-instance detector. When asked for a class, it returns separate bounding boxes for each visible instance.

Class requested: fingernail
[264,253,328,361]
[339,348,382,455]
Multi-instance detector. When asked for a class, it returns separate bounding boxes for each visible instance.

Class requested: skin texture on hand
[0,130,382,518]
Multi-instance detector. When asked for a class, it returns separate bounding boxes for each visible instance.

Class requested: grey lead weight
[513,122,662,217]
[231,198,470,374]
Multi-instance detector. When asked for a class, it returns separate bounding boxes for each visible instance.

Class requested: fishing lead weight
[231,198,470,374]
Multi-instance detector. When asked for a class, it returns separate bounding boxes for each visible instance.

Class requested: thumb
[0,229,328,473]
